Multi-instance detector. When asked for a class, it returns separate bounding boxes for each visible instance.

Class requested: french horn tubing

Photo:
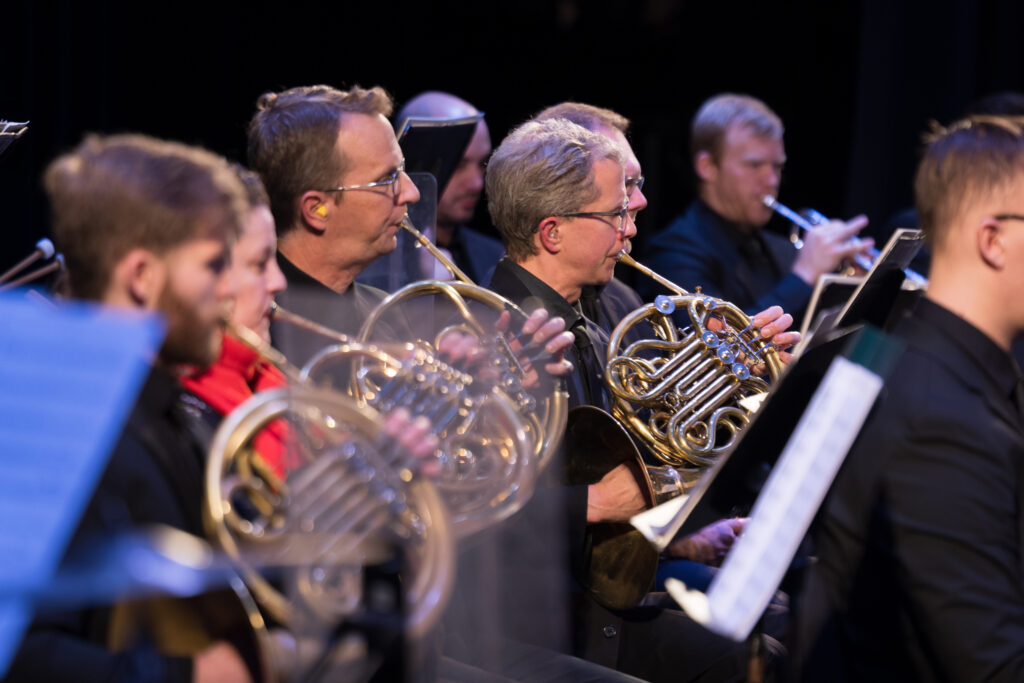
[294,217,568,535]
[266,307,541,537]
[390,216,568,475]
[608,252,781,475]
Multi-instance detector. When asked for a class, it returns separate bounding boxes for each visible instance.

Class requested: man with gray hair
[396,91,504,283]
[487,116,796,682]
[641,93,873,320]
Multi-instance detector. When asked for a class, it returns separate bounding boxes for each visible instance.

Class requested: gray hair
[486,118,624,262]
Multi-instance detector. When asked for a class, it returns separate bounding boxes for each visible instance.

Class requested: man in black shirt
[7,134,251,682]
[486,116,797,682]
[642,93,873,320]
[795,115,1024,680]
[246,85,421,365]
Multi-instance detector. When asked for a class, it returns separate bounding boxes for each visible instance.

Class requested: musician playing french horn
[485,113,799,682]
[640,93,874,321]
[6,133,257,683]
[245,84,575,374]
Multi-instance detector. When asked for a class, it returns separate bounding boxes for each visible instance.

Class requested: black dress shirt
[273,252,393,368]
[640,200,812,319]
[796,297,1024,682]
[488,258,749,682]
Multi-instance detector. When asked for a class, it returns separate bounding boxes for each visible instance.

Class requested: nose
[468,165,485,193]
[266,257,287,297]
[628,185,648,215]
[397,170,421,205]
[622,210,638,240]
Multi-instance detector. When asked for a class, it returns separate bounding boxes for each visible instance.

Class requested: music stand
[636,325,903,642]
[0,295,163,675]
[795,228,926,355]
[799,274,860,339]
[0,121,28,158]
[396,114,481,198]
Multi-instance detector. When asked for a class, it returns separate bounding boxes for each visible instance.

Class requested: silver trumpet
[763,195,927,287]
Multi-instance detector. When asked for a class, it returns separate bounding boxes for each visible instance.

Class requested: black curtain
[3,0,1023,275]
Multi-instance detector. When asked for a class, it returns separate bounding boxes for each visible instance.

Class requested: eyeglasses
[319,162,406,197]
[625,175,645,197]
[555,200,631,236]
[994,213,1024,222]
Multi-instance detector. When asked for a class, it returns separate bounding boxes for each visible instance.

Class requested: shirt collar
[492,258,584,330]
[914,297,1023,403]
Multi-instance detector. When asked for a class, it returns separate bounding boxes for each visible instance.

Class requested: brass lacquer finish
[608,253,780,471]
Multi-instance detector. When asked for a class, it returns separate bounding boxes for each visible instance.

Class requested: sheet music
[666,355,883,641]
[0,295,163,674]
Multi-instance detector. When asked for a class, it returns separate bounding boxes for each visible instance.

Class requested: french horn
[572,254,784,610]
[293,217,568,536]
[203,327,456,679]
[608,252,782,476]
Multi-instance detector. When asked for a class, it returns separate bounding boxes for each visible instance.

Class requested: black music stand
[645,325,903,642]
[0,121,28,159]
[396,114,481,198]
[797,229,926,353]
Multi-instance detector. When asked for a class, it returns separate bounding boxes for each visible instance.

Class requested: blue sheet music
[0,294,164,675]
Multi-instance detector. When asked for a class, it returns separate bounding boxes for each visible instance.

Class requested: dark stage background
[3,0,1024,278]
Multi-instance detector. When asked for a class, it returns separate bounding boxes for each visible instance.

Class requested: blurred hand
[496,308,575,382]
[587,463,648,523]
[792,215,873,286]
[194,641,252,683]
[666,517,748,566]
[382,407,441,478]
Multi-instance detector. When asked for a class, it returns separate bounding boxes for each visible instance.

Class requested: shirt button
[603,625,617,638]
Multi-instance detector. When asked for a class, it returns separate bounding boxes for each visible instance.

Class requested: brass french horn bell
[202,324,456,681]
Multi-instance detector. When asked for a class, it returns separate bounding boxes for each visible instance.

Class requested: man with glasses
[640,93,873,321]
[246,85,421,365]
[486,116,796,682]
[794,116,1024,680]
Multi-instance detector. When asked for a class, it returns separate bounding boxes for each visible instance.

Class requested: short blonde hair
[691,93,783,160]
[915,115,1024,250]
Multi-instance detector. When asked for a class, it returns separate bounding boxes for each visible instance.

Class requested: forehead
[721,122,785,159]
[335,112,402,176]
[237,205,275,244]
[465,120,492,159]
[590,157,627,201]
[598,126,640,176]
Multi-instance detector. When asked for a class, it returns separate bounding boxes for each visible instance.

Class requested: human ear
[537,218,561,254]
[111,248,165,308]
[300,191,330,232]
[976,218,1006,270]
[695,151,717,182]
